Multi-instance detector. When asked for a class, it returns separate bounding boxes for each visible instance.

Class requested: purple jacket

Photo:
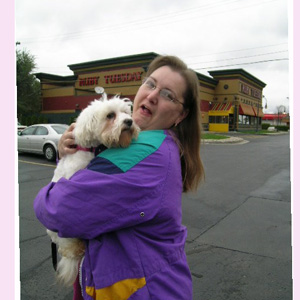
[34,130,193,299]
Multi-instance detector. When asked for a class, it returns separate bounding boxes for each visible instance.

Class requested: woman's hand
[58,123,77,159]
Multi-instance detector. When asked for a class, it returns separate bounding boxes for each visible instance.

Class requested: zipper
[79,256,85,298]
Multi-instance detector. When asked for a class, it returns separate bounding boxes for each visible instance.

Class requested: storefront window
[239,115,261,125]
[239,115,250,124]
[209,116,215,123]
[209,116,228,124]
[239,115,243,124]
[252,117,261,125]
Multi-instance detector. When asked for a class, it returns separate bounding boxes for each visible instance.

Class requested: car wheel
[44,144,56,161]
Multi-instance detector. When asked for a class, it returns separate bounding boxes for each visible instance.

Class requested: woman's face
[132,66,188,131]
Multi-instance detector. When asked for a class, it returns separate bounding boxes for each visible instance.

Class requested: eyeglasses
[142,77,185,107]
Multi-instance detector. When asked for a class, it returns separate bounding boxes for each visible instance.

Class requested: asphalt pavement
[19,132,292,300]
[184,132,291,300]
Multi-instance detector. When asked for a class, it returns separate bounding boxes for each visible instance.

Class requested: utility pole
[276,105,286,132]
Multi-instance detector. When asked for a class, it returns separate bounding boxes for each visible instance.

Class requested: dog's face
[74,94,140,148]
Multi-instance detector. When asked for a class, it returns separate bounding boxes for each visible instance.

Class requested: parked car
[17,122,27,132]
[18,124,69,161]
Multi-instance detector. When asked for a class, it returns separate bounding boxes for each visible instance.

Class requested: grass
[202,130,287,139]
[202,133,229,140]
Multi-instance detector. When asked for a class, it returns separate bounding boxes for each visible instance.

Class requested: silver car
[17,122,27,132]
[18,124,69,161]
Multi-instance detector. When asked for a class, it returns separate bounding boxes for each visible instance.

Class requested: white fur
[47,94,140,286]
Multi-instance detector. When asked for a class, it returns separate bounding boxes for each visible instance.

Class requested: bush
[37,115,48,124]
[275,125,289,131]
[69,116,77,124]
[262,123,271,130]
[23,114,48,126]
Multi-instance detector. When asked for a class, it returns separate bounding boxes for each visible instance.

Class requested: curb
[202,136,248,144]
[202,131,288,144]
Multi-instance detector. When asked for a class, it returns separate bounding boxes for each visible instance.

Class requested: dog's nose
[124,119,133,127]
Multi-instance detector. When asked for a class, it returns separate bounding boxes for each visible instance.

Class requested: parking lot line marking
[18,160,56,168]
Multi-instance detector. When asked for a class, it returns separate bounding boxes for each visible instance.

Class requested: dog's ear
[120,97,132,107]
[121,98,133,114]
[73,100,101,147]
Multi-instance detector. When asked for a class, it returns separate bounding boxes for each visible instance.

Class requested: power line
[36,46,288,73]
[189,50,288,66]
[194,58,289,70]
[18,0,281,44]
[20,0,240,42]
[18,0,240,42]
[39,52,288,74]
[35,57,288,81]
[183,43,288,60]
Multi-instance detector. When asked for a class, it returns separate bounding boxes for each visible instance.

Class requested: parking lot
[19,133,292,300]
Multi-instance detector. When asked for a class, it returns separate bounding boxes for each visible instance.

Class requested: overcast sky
[16,0,290,113]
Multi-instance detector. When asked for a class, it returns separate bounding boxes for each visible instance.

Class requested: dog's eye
[107,112,116,119]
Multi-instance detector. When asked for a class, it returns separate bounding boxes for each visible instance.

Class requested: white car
[18,124,69,161]
[18,122,27,132]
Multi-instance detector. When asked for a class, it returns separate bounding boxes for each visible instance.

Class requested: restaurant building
[35,52,266,132]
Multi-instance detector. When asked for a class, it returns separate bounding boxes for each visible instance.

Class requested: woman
[34,55,205,299]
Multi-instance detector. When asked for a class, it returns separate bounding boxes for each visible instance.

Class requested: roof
[67,52,218,86]
[195,72,218,86]
[208,69,266,88]
[68,52,159,71]
[35,53,265,91]
[34,73,77,85]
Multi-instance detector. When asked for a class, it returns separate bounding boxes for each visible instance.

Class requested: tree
[16,48,41,122]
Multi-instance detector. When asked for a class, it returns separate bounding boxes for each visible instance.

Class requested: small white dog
[47,93,140,286]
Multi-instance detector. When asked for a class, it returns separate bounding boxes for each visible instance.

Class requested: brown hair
[146,55,205,192]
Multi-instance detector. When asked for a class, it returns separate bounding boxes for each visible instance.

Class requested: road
[19,133,291,299]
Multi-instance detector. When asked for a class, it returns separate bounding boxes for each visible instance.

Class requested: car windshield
[51,125,68,134]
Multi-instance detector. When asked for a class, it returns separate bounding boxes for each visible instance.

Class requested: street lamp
[263,95,268,110]
[255,96,265,132]
[256,102,260,132]
[255,95,267,132]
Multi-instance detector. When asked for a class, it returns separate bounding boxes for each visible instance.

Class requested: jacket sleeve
[33,135,182,240]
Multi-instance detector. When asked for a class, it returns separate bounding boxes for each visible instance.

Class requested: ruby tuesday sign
[79,71,143,86]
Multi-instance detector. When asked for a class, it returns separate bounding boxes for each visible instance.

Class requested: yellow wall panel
[209,123,229,132]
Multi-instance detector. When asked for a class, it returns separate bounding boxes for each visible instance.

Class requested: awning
[252,107,264,117]
[210,102,232,111]
[239,104,255,116]
[263,114,287,120]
